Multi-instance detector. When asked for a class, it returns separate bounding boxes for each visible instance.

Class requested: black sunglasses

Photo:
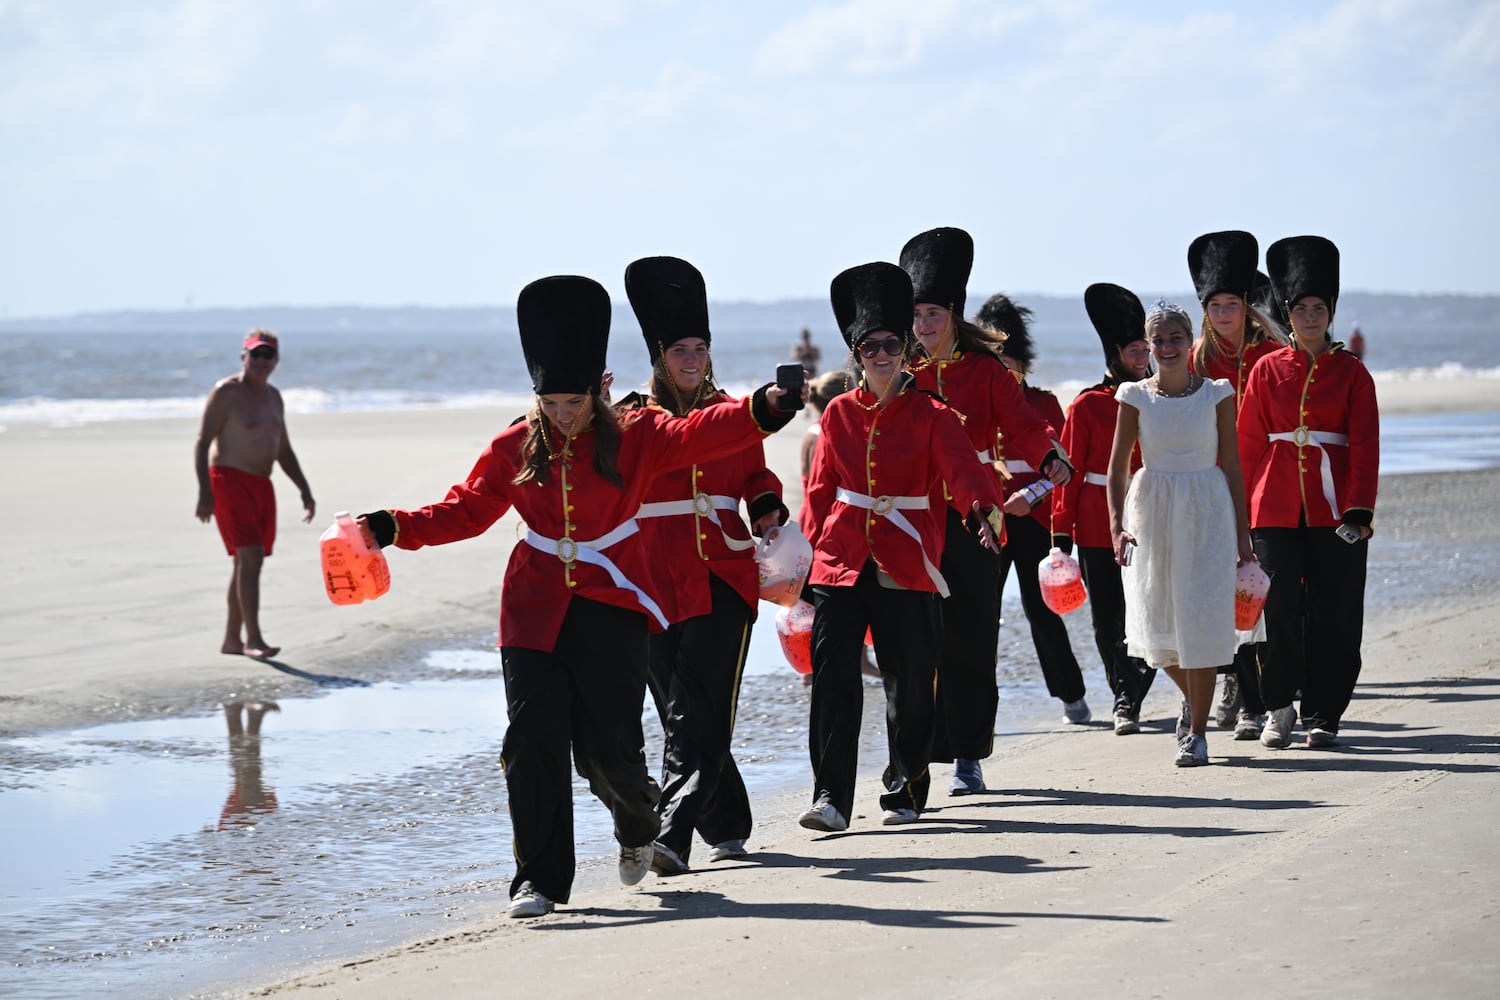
[856,337,905,359]
[249,347,278,360]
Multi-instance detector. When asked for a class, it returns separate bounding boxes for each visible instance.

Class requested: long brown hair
[648,349,720,417]
[913,310,1007,366]
[512,394,624,488]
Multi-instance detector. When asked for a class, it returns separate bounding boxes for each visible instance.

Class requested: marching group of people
[277,226,1376,920]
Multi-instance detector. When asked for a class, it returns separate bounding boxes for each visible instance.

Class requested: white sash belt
[834,486,949,597]
[1083,471,1108,486]
[636,493,756,552]
[976,448,994,463]
[1005,459,1036,475]
[524,518,668,629]
[1267,427,1350,519]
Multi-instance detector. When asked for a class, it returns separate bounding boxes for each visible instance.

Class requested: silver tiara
[1146,298,1192,326]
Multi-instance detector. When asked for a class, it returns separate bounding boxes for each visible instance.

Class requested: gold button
[699,533,708,540]
[696,470,704,477]
[568,580,577,589]
[567,505,575,512]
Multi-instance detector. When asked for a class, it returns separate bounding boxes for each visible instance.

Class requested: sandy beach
[2,373,1498,998]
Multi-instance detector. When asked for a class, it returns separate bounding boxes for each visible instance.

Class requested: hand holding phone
[774,363,806,413]
[1335,523,1362,544]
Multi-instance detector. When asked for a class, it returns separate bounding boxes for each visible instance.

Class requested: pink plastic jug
[320,511,391,606]
[774,600,816,675]
[755,521,814,607]
[1234,561,1271,630]
[1038,547,1087,615]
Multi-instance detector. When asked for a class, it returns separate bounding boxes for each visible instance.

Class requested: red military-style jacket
[909,350,1061,472]
[1191,338,1281,412]
[633,392,786,624]
[1238,343,1379,530]
[1054,380,1142,550]
[802,374,1005,594]
[391,396,777,652]
[996,383,1067,531]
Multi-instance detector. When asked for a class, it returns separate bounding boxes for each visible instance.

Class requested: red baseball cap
[243,330,279,352]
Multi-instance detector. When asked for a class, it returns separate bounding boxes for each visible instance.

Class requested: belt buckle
[556,537,579,563]
[1292,425,1311,447]
[693,491,714,516]
[872,495,895,516]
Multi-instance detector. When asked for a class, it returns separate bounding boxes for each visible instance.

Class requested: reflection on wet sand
[219,700,280,830]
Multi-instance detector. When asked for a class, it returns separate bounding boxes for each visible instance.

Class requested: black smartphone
[775,363,805,413]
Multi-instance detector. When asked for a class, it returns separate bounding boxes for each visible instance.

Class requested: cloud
[753,0,972,79]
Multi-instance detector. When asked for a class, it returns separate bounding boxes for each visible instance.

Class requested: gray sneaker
[618,843,655,885]
[1234,711,1265,741]
[1064,697,1092,724]
[706,839,747,863]
[949,758,985,795]
[1261,705,1298,749]
[881,807,918,825]
[1215,675,1241,728]
[1306,727,1340,748]
[1114,713,1140,735]
[506,883,554,919]
[798,794,849,833]
[1175,701,1191,740]
[649,841,689,877]
[1174,733,1209,767]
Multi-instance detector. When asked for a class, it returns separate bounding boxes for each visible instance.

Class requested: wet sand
[1,377,1498,998]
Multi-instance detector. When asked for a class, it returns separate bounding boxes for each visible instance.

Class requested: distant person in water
[1347,323,1366,360]
[194,330,316,660]
[791,326,822,377]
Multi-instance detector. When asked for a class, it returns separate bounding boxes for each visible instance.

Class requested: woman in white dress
[1106,300,1255,766]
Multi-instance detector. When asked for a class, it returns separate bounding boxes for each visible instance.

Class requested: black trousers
[931,508,1001,762]
[998,513,1087,704]
[1253,525,1368,733]
[809,561,941,821]
[1077,546,1157,718]
[1234,642,1267,715]
[500,597,661,903]
[646,575,753,859]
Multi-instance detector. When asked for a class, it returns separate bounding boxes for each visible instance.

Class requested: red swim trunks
[210,465,276,556]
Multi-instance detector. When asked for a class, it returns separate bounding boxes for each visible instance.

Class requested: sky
[2,0,1497,318]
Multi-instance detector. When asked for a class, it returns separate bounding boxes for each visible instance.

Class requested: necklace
[1152,372,1199,398]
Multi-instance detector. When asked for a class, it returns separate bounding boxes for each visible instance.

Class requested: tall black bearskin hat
[975,293,1036,369]
[830,262,914,350]
[1267,235,1340,320]
[624,255,711,364]
[1188,230,1259,306]
[1083,283,1146,364]
[899,227,974,316]
[1251,269,1286,326]
[517,275,611,396]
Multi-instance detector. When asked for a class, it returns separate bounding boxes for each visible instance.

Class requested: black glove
[1052,534,1074,556]
[361,510,397,548]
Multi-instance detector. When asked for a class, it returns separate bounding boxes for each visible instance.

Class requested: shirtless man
[194,330,315,659]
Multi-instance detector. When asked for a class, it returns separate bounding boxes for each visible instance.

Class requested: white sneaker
[706,839,747,863]
[1215,675,1241,728]
[506,884,554,918]
[798,795,849,833]
[1175,701,1191,740]
[1261,705,1298,749]
[618,842,655,885]
[1306,727,1340,748]
[1064,697,1092,724]
[1114,713,1140,735]
[881,808,918,825]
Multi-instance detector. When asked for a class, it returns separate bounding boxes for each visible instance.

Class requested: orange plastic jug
[1037,547,1087,615]
[1234,561,1271,630]
[774,600,816,675]
[755,521,814,607]
[320,511,391,605]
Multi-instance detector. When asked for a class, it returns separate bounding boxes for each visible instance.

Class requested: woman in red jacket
[1187,231,1286,739]
[1239,236,1378,750]
[799,261,1006,832]
[623,256,787,876]
[359,276,799,918]
[1054,284,1155,735]
[900,228,1071,797]
[977,293,1092,726]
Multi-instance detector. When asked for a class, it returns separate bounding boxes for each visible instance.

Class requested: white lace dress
[1117,377,1237,670]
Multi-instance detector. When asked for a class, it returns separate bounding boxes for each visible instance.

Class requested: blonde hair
[1191,298,1286,372]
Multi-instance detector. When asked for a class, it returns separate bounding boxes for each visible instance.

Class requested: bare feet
[222,641,245,655]
[243,643,281,660]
